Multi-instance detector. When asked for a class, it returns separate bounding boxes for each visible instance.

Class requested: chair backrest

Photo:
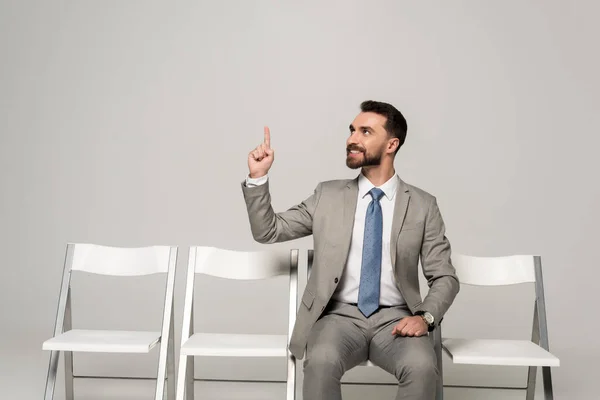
[190,246,294,280]
[451,254,537,286]
[182,246,299,345]
[70,243,173,276]
[451,253,552,354]
[52,242,178,339]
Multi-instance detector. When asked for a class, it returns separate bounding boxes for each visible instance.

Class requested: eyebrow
[349,124,374,132]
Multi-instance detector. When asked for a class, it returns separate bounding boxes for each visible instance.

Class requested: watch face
[423,312,434,325]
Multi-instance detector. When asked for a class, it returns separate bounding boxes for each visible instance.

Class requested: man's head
[346,100,408,169]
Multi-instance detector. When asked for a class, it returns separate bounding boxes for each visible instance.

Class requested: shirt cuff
[245,174,269,187]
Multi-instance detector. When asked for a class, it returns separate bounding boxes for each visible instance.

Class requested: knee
[396,357,438,383]
[303,349,345,378]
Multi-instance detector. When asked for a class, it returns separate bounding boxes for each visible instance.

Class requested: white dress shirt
[333,173,405,306]
[245,173,405,306]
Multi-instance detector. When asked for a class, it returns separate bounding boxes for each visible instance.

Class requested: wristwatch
[416,311,435,331]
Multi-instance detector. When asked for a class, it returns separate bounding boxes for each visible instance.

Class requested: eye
[362,128,370,135]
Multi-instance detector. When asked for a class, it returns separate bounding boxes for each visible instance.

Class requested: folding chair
[42,243,178,400]
[306,250,445,400]
[176,247,298,400]
[442,254,559,399]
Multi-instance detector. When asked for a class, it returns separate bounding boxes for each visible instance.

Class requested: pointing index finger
[264,126,271,148]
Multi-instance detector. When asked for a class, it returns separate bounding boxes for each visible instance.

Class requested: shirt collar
[358,172,399,201]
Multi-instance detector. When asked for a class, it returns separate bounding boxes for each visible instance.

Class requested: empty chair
[42,243,178,400]
[176,247,298,400]
[442,254,559,399]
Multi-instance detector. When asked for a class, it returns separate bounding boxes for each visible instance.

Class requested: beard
[346,146,383,169]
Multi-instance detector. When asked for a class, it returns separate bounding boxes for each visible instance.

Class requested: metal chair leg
[156,307,176,400]
[542,366,554,400]
[45,246,74,400]
[64,291,74,400]
[186,356,195,400]
[44,350,60,400]
[286,353,296,400]
[155,341,168,400]
[527,303,540,400]
[433,325,444,400]
[526,365,537,400]
[167,321,176,400]
[175,352,188,400]
[65,351,74,400]
[534,257,555,400]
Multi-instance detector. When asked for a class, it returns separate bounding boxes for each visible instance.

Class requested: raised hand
[248,126,275,178]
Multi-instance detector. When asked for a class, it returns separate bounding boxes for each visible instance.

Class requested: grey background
[1,1,598,399]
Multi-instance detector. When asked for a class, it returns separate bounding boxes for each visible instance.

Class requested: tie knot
[369,188,385,202]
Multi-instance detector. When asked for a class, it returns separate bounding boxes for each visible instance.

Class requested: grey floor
[43,379,532,400]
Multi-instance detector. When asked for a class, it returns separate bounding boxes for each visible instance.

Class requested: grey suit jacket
[241,176,459,359]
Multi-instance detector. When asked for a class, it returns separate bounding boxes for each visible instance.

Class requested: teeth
[350,150,361,154]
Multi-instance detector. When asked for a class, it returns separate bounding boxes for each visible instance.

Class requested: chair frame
[306,250,445,400]
[43,243,178,400]
[176,247,299,400]
[442,255,555,400]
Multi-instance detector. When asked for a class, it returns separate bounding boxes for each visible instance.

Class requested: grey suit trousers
[303,301,438,400]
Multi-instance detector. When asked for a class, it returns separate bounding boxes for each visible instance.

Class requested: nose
[347,131,360,147]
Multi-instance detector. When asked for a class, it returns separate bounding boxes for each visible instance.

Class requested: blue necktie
[358,188,384,317]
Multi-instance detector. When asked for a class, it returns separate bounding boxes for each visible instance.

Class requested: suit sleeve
[419,197,460,325]
[241,179,322,243]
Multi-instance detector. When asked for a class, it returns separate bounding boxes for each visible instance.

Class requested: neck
[361,163,395,187]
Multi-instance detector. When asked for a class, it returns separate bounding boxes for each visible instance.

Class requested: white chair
[176,247,299,400]
[442,254,559,399]
[306,250,445,400]
[42,243,178,400]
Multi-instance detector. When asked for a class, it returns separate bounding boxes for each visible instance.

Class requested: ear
[387,138,399,154]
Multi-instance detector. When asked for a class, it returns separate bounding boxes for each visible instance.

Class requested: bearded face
[345,142,386,169]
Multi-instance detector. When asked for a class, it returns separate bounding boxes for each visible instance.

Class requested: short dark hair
[360,100,407,151]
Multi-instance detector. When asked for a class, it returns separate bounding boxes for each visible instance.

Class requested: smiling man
[242,100,459,400]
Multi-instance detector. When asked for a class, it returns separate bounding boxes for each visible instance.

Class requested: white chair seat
[42,329,161,353]
[181,333,288,357]
[442,338,560,367]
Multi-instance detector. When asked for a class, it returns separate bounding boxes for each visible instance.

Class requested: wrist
[416,311,435,331]
[249,172,267,179]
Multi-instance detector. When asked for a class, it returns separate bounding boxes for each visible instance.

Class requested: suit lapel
[340,178,359,259]
[390,179,411,267]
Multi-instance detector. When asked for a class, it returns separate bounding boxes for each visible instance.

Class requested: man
[241,100,459,400]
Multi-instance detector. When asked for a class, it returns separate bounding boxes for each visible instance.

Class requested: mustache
[346,145,365,152]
